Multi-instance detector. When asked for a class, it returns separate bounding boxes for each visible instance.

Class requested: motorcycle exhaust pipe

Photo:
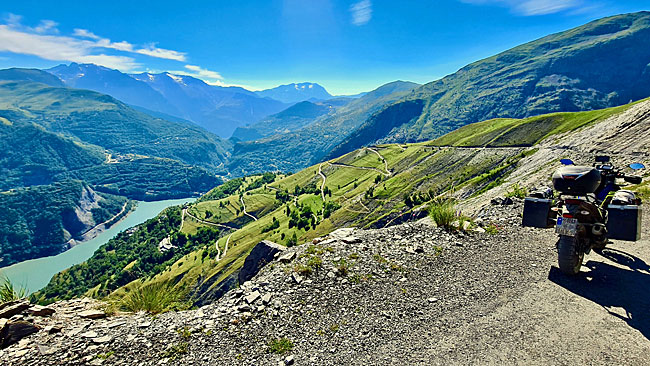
[592,224,606,236]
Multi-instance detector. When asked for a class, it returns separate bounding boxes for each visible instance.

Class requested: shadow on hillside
[548,249,650,340]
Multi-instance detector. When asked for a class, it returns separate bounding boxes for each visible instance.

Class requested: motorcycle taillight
[562,213,574,218]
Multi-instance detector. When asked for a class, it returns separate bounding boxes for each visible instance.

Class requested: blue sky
[0,1,648,94]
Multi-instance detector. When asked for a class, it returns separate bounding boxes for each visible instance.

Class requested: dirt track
[408,205,650,365]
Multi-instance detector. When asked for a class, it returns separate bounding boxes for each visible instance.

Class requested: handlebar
[597,165,643,185]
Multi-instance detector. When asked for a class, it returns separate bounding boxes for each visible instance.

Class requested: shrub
[428,199,456,229]
[287,232,298,247]
[268,337,294,354]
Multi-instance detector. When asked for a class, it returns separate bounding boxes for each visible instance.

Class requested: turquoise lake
[0,198,193,294]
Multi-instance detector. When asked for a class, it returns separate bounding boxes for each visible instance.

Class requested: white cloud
[0,24,139,70]
[73,28,101,40]
[461,0,581,16]
[136,44,186,61]
[350,0,372,25]
[168,65,224,85]
[0,15,187,71]
[34,20,59,34]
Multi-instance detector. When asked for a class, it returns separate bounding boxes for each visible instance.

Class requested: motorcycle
[551,156,645,275]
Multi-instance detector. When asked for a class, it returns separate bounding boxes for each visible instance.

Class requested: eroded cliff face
[460,99,650,212]
[61,186,102,244]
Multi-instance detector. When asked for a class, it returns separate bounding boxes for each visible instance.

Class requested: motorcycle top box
[552,166,601,194]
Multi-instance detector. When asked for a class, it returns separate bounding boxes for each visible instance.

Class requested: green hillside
[0,68,64,87]
[328,12,650,156]
[0,181,130,267]
[431,99,645,147]
[231,101,332,141]
[37,141,526,304]
[228,81,420,175]
[0,80,231,170]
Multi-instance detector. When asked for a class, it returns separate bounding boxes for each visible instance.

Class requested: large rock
[0,300,30,319]
[78,310,106,319]
[238,240,285,284]
[1,321,39,348]
[27,305,55,317]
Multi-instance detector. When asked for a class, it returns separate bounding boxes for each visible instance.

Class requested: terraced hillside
[36,97,649,309]
[38,143,531,304]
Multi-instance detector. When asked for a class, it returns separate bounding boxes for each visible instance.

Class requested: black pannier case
[522,197,554,228]
[552,166,601,194]
[607,205,642,241]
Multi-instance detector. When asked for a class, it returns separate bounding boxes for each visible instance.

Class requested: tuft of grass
[293,264,312,276]
[177,327,192,339]
[485,224,500,235]
[428,198,456,229]
[334,258,350,276]
[0,276,27,303]
[267,337,294,354]
[119,282,191,314]
[636,185,650,201]
[505,183,527,199]
[306,255,323,269]
[95,351,115,360]
[433,246,443,256]
[161,342,189,360]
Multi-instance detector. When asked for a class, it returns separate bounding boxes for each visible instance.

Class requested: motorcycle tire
[557,235,584,275]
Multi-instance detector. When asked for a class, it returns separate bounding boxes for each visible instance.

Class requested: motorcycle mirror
[629,163,645,170]
[560,159,574,165]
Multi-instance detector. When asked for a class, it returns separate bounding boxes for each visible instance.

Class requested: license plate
[555,217,578,236]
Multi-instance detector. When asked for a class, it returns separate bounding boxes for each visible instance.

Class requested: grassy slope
[430,98,645,147]
[0,80,231,171]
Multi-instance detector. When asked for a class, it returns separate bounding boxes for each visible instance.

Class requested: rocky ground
[2,199,650,365]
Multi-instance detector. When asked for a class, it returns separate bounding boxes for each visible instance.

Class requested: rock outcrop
[238,240,286,284]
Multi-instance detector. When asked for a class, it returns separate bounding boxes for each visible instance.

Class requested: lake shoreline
[66,201,137,249]
[0,198,194,294]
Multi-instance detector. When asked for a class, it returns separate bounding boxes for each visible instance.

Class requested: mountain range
[48,64,293,137]
[255,82,333,103]
[327,11,650,156]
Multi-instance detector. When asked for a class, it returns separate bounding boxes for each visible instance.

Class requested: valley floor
[3,201,650,365]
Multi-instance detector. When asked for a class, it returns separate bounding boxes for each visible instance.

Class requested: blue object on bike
[560,159,574,165]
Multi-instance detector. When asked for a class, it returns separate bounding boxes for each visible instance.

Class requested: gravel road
[6,201,649,365]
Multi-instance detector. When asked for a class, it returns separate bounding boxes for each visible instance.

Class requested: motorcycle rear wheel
[557,235,584,275]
